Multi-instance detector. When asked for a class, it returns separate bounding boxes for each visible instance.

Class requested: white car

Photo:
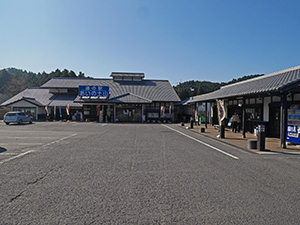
[3,111,33,125]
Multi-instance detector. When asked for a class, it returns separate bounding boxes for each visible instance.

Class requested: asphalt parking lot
[1,121,300,224]
[0,121,79,162]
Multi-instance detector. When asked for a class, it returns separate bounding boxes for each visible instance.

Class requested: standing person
[231,113,239,133]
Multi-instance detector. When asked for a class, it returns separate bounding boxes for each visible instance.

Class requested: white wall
[263,96,271,122]
[11,100,38,120]
[38,106,47,115]
[294,93,300,101]
[12,100,35,108]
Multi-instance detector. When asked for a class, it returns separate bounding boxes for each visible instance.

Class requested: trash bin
[257,124,265,151]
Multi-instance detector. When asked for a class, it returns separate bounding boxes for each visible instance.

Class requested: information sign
[78,86,109,98]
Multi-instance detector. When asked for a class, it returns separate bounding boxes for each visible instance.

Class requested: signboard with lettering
[78,86,109,98]
[287,104,300,144]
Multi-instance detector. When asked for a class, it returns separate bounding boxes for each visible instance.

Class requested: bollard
[220,125,225,138]
[257,124,266,151]
[190,118,194,129]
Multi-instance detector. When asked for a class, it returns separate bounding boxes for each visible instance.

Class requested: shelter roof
[187,65,300,104]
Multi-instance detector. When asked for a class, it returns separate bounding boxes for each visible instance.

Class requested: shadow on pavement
[0,147,7,153]
[7,123,34,126]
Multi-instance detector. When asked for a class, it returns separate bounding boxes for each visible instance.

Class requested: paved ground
[185,123,300,153]
[1,122,300,224]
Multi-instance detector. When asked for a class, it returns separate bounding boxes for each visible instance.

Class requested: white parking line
[2,137,55,139]
[162,124,239,160]
[43,133,77,147]
[1,143,45,146]
[0,133,77,165]
[0,150,35,164]
[1,153,19,155]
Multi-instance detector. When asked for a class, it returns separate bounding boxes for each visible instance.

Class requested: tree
[69,70,77,78]
[78,71,85,78]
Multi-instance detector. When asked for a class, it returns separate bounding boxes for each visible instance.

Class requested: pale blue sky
[1,0,300,85]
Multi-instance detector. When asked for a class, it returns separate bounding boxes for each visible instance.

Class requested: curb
[177,125,300,156]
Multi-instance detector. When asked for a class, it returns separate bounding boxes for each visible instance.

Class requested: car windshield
[6,113,16,116]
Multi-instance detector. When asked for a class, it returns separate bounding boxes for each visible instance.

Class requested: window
[13,107,36,118]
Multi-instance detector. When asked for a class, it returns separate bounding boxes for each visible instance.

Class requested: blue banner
[78,86,109,98]
[59,106,62,118]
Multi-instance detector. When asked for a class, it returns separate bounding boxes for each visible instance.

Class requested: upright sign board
[287,104,300,144]
[78,86,109,98]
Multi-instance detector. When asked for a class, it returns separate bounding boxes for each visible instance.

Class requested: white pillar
[114,104,116,122]
[36,106,38,120]
[142,104,145,122]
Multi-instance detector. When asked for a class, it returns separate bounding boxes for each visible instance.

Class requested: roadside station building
[183,65,300,148]
[1,72,180,123]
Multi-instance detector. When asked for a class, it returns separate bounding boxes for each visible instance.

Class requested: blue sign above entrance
[78,85,109,98]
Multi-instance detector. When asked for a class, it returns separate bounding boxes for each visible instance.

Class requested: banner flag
[217,100,225,126]
[66,104,70,116]
[45,105,49,116]
[161,106,166,117]
[59,106,62,119]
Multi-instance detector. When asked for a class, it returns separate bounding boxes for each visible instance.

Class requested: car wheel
[18,119,23,125]
[5,122,9,125]
[29,119,32,124]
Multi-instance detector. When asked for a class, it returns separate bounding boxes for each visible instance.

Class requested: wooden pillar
[280,93,287,148]
[205,102,208,128]
[159,102,161,121]
[242,97,246,138]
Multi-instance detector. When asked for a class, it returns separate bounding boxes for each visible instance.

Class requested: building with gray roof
[1,72,180,122]
[182,65,300,149]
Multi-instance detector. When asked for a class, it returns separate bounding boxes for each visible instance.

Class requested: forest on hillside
[173,74,263,100]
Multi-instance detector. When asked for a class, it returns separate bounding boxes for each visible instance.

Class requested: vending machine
[287,104,300,144]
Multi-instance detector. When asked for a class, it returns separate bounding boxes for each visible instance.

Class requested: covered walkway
[180,124,300,153]
[183,65,300,149]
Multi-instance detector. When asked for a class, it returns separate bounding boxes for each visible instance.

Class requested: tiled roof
[0,88,81,107]
[1,88,52,106]
[110,72,145,78]
[21,97,44,106]
[48,94,82,107]
[109,93,152,103]
[41,78,181,102]
[187,65,300,104]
